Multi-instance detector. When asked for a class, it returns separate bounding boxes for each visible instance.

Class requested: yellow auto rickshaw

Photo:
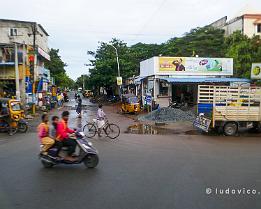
[0,98,28,135]
[83,90,93,98]
[121,94,141,114]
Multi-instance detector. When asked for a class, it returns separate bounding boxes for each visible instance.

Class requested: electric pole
[14,43,20,100]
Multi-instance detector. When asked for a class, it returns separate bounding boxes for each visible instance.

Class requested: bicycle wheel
[83,123,97,138]
[105,123,120,139]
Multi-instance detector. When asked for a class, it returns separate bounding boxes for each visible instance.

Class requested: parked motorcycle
[64,95,69,102]
[0,117,18,136]
[18,119,28,133]
[39,131,99,169]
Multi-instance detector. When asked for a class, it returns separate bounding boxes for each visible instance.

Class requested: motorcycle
[0,116,18,136]
[39,131,99,169]
[64,95,69,102]
[18,119,28,133]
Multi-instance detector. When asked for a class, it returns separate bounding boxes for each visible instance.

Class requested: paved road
[0,96,261,209]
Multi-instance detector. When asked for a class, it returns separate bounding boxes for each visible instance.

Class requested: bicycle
[83,118,120,139]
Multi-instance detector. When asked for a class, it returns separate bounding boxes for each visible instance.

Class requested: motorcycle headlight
[88,142,93,146]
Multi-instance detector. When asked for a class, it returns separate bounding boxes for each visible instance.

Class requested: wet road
[1,95,261,209]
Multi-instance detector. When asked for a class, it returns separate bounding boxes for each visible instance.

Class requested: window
[159,81,169,96]
[9,28,18,36]
[257,24,261,33]
[10,102,21,111]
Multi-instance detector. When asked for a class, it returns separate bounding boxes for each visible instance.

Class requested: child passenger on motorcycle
[38,113,55,155]
[50,116,63,156]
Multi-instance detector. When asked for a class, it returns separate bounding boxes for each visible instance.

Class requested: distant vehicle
[121,94,140,114]
[194,85,261,136]
[83,90,93,98]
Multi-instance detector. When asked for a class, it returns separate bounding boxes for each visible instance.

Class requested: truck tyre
[223,122,238,136]
[250,122,261,133]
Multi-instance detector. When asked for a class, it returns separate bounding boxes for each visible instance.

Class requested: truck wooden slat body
[194,85,261,135]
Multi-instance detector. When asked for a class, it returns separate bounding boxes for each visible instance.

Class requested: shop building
[210,14,261,38]
[139,56,250,108]
[0,19,50,104]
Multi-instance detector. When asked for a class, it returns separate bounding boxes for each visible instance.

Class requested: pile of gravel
[139,107,195,123]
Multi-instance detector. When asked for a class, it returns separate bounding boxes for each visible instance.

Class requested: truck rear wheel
[223,122,238,136]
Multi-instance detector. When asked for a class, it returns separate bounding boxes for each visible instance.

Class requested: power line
[131,0,168,42]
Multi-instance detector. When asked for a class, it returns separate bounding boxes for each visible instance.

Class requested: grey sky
[1,0,261,79]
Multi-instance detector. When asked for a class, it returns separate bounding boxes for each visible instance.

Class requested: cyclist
[97,104,106,137]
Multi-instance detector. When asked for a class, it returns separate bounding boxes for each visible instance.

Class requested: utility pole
[21,42,26,103]
[31,23,37,114]
[82,75,85,90]
[108,44,121,98]
[14,43,20,100]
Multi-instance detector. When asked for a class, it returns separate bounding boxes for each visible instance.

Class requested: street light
[108,44,121,97]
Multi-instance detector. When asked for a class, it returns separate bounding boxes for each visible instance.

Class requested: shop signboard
[117,77,122,85]
[158,57,233,76]
[251,63,261,79]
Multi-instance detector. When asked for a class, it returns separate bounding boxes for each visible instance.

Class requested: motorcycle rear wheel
[83,154,99,168]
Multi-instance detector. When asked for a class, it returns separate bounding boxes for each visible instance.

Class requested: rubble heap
[139,107,195,123]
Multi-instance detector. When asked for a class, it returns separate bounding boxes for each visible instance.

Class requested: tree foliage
[225,31,261,78]
[81,26,261,93]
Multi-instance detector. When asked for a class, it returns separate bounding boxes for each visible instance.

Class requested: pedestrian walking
[76,95,82,118]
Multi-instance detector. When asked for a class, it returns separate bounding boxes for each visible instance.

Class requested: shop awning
[0,62,15,66]
[162,77,250,83]
[134,76,146,84]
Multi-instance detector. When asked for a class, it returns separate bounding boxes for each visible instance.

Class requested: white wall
[244,18,261,37]
[0,21,49,53]
[223,17,243,36]
[140,57,158,77]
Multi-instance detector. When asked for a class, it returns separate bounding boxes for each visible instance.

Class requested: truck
[194,85,261,136]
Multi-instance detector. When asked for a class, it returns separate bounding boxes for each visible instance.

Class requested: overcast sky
[1,0,261,79]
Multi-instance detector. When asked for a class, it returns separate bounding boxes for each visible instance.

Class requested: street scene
[1,1,261,209]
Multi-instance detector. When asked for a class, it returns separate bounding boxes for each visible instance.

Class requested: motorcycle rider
[56,111,77,157]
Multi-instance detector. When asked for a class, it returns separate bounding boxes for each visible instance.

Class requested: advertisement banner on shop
[158,57,233,76]
[251,63,261,79]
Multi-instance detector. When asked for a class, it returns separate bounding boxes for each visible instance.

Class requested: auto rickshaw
[121,94,141,114]
[83,90,93,98]
[0,98,28,135]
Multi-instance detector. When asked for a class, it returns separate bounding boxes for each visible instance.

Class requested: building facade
[138,56,249,108]
[0,19,50,104]
[210,14,261,37]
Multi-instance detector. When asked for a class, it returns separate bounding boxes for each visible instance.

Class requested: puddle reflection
[125,124,199,135]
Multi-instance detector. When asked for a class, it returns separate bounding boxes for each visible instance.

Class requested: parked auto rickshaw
[121,94,141,114]
[0,98,28,135]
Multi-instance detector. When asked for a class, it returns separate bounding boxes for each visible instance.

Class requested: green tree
[225,31,261,78]
[162,26,225,57]
[87,38,133,94]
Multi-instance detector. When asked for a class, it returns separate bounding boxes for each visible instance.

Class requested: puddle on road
[125,124,199,135]
[64,104,96,110]
[125,123,261,137]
